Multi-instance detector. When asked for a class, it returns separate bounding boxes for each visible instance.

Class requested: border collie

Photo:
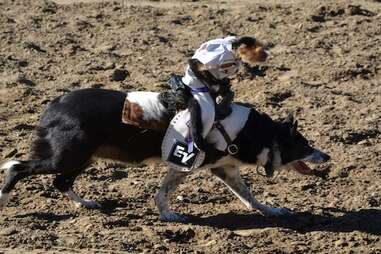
[0,88,330,222]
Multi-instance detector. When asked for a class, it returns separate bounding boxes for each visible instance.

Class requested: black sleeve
[188,97,205,150]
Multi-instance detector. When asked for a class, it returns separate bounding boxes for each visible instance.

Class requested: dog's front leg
[211,166,291,217]
[155,168,188,222]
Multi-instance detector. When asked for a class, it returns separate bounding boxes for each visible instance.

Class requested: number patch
[167,141,199,168]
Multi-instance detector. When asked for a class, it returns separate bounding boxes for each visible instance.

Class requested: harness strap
[191,87,209,93]
[214,121,238,155]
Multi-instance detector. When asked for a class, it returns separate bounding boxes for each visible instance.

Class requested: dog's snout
[321,152,331,162]
[303,149,331,164]
[261,50,269,59]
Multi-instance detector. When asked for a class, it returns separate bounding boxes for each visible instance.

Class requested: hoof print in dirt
[313,166,331,180]
[345,5,375,16]
[266,91,293,107]
[333,129,380,145]
[335,165,356,178]
[161,228,195,243]
[111,68,129,81]
[17,60,28,67]
[17,74,35,86]
[23,42,46,53]
[310,5,345,23]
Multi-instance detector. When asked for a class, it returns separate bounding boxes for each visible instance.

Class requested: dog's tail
[1,126,53,174]
[0,159,52,174]
[0,160,22,172]
[0,158,54,208]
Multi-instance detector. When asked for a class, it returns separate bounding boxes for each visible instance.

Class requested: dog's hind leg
[155,168,188,222]
[53,171,101,209]
[211,166,292,217]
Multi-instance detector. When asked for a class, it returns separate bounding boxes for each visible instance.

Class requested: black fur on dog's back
[0,89,163,197]
[32,89,164,170]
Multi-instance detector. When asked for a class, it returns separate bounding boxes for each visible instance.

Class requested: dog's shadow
[15,212,73,221]
[188,207,381,236]
[13,205,381,236]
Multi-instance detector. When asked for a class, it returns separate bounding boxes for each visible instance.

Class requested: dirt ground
[0,0,380,253]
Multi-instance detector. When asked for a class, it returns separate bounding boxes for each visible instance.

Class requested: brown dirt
[0,0,380,253]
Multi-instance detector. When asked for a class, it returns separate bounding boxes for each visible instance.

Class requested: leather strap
[191,87,209,93]
[214,121,238,155]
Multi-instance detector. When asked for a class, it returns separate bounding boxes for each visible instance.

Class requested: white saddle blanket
[161,110,205,171]
[162,104,251,171]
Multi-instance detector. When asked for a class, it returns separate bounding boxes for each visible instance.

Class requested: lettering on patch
[168,141,199,168]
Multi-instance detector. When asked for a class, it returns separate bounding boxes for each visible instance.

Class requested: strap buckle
[227,144,239,155]
[214,121,239,155]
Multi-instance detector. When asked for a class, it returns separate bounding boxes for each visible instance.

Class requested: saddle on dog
[122,74,233,129]
[121,74,237,171]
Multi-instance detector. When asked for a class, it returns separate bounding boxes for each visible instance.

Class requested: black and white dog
[0,88,330,222]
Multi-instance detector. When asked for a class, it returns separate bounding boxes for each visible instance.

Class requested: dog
[0,88,330,222]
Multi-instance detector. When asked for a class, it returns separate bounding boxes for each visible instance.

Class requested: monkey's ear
[238,43,248,49]
[237,43,249,55]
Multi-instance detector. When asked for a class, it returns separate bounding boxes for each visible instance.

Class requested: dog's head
[273,114,330,171]
[233,36,269,65]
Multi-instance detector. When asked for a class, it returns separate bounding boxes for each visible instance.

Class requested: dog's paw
[74,199,101,209]
[264,207,293,217]
[160,212,188,223]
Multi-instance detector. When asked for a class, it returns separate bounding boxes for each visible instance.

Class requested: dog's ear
[290,120,298,137]
[283,113,294,124]
[283,113,298,136]
[237,43,252,56]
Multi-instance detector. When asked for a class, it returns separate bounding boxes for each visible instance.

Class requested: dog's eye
[302,141,310,148]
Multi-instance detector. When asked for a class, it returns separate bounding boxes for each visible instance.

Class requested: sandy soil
[0,0,380,253]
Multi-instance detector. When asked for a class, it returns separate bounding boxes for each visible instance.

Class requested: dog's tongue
[290,161,314,175]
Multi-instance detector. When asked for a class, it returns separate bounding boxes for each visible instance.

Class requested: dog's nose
[321,152,331,162]
[262,50,269,59]
[259,49,269,61]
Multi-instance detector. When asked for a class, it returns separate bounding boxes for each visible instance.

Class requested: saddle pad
[121,92,168,131]
[122,98,143,127]
[162,110,205,171]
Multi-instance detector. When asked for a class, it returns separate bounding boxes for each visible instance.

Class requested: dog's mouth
[286,149,331,178]
[288,161,330,179]
[290,161,314,175]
